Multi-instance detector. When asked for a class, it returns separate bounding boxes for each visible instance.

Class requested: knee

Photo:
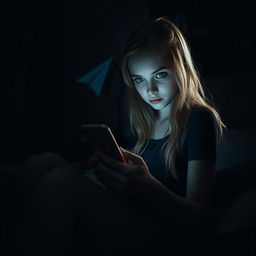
[25,152,70,177]
[26,152,63,165]
[39,167,79,200]
[40,167,78,188]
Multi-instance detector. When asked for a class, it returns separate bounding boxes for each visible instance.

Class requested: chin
[151,105,163,110]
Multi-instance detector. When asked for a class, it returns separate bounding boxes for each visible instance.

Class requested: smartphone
[80,124,127,164]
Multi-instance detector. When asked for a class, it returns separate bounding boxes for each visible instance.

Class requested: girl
[15,16,225,256]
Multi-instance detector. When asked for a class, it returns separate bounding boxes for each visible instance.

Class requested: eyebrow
[131,66,168,77]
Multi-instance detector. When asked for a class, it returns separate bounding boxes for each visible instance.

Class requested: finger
[119,147,144,165]
[96,166,122,192]
[95,151,128,172]
[97,174,120,193]
[86,155,100,166]
[71,157,98,171]
[97,162,123,183]
[77,155,99,170]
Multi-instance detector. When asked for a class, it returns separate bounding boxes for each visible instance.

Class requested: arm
[136,159,215,229]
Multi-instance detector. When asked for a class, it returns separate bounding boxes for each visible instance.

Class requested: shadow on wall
[59,58,132,162]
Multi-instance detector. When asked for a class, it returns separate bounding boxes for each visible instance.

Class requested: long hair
[121,17,226,179]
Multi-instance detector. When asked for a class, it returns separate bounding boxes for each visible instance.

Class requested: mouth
[149,98,163,104]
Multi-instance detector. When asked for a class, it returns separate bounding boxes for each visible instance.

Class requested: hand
[71,155,99,171]
[94,147,154,198]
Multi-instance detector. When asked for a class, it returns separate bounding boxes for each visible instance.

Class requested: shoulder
[178,105,217,148]
[182,105,218,162]
[185,105,217,135]
[187,105,215,125]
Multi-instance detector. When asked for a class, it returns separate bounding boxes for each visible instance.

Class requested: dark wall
[2,0,150,162]
[150,0,256,128]
[2,0,256,163]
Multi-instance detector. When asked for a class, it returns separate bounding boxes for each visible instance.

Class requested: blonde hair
[121,17,226,179]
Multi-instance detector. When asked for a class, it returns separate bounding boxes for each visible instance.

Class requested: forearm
[137,176,208,228]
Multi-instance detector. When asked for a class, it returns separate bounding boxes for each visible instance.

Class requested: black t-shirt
[124,105,218,197]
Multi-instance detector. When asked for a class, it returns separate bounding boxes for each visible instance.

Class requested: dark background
[2,0,256,163]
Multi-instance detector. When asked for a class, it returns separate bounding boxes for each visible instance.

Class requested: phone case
[80,124,127,164]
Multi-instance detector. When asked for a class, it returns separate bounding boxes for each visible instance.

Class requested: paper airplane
[77,58,113,96]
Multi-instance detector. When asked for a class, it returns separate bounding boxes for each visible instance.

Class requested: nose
[147,81,158,95]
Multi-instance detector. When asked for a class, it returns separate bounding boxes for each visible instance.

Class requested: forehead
[128,50,170,75]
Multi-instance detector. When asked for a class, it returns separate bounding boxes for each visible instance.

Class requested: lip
[149,98,163,104]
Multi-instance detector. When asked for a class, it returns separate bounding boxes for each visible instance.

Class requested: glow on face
[128,52,178,111]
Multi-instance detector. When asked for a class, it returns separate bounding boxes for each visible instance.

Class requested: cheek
[135,87,146,98]
[170,85,179,98]
[162,82,178,96]
[167,79,178,91]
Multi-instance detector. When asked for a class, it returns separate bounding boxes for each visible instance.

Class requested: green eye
[155,72,167,79]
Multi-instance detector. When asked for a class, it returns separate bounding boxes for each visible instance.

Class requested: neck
[156,113,170,123]
[157,101,173,121]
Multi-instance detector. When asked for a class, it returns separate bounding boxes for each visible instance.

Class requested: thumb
[120,147,143,165]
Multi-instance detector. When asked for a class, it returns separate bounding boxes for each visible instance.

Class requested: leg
[6,153,72,256]
[24,152,72,179]
[31,167,161,256]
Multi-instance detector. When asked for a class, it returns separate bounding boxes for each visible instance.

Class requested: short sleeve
[185,108,218,163]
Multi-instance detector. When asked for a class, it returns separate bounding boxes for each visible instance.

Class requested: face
[128,51,178,118]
